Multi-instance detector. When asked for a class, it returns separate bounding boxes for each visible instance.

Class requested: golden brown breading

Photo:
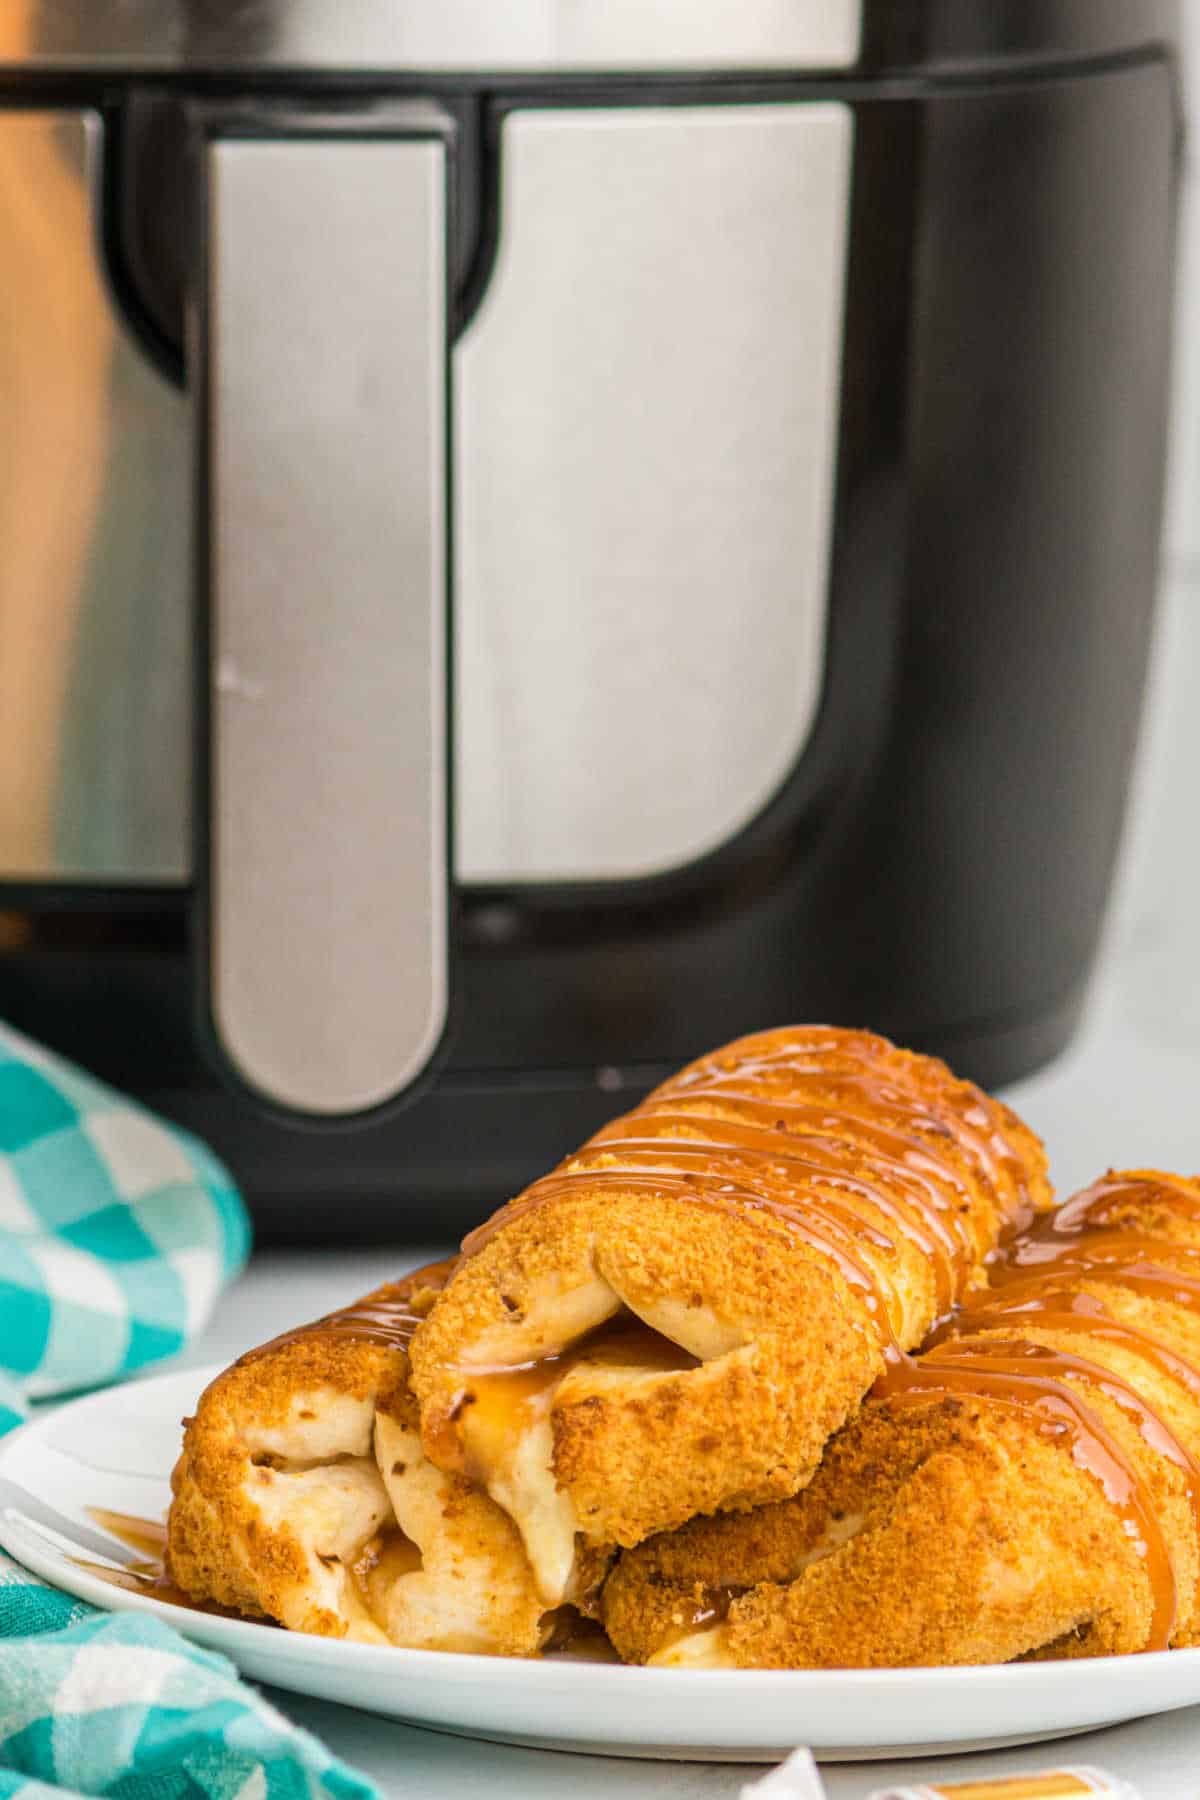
[603,1170,1200,1668]
[166,1262,549,1654]
[410,1026,1050,1601]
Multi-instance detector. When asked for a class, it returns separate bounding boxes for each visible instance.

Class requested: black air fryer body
[0,2,1181,1237]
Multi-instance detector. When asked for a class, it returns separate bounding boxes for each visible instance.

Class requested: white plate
[1,1366,1198,1764]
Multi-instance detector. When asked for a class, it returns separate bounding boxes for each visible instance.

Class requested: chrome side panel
[455,105,853,883]
[0,111,190,883]
[204,133,449,1115]
[3,3,862,71]
[0,101,852,896]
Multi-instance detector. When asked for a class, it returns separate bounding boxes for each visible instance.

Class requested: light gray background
[998,0,1200,1191]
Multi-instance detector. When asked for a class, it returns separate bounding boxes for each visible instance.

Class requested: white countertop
[177,565,1200,1800]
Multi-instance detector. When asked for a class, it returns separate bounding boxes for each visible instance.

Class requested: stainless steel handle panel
[5,2,862,72]
[0,110,191,886]
[456,105,853,884]
[202,130,448,1116]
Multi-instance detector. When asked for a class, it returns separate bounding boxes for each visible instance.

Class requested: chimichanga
[603,1170,1200,1667]
[165,1260,552,1654]
[410,1025,1051,1603]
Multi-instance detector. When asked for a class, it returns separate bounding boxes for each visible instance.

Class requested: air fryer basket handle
[191,104,453,1117]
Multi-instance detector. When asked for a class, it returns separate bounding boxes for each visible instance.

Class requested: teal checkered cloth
[0,1027,369,1800]
[0,1022,249,1431]
[0,1551,378,1800]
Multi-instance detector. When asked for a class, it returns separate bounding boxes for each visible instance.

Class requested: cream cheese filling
[647,1623,732,1668]
[451,1299,716,1603]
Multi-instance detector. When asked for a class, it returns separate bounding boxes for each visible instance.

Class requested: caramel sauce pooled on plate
[76,1509,258,1620]
[80,1510,425,1635]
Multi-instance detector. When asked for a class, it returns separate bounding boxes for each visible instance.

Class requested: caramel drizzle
[452,1314,701,1489]
[952,1295,1200,1405]
[1047,1172,1200,1236]
[585,1116,971,1313]
[660,1036,1032,1210]
[648,1080,1031,1230]
[876,1340,1182,1649]
[569,1140,957,1318]
[627,1104,980,1223]
[986,1245,1200,1315]
[474,1166,901,1357]
[461,1030,1033,1358]
[878,1173,1200,1651]
[644,1098,1025,1277]
[237,1257,458,1362]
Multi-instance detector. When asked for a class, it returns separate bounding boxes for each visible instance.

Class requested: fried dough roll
[166,1260,551,1655]
[604,1171,1200,1668]
[410,1026,1050,1604]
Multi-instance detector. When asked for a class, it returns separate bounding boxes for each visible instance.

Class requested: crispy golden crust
[167,1027,1055,1659]
[605,1394,1187,1667]
[166,1268,549,1654]
[603,1171,1200,1668]
[736,1382,1186,1667]
[167,1322,400,1634]
[419,1199,878,1548]
[410,1027,1050,1560]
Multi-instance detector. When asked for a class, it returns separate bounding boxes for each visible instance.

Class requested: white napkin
[741,1748,827,1800]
